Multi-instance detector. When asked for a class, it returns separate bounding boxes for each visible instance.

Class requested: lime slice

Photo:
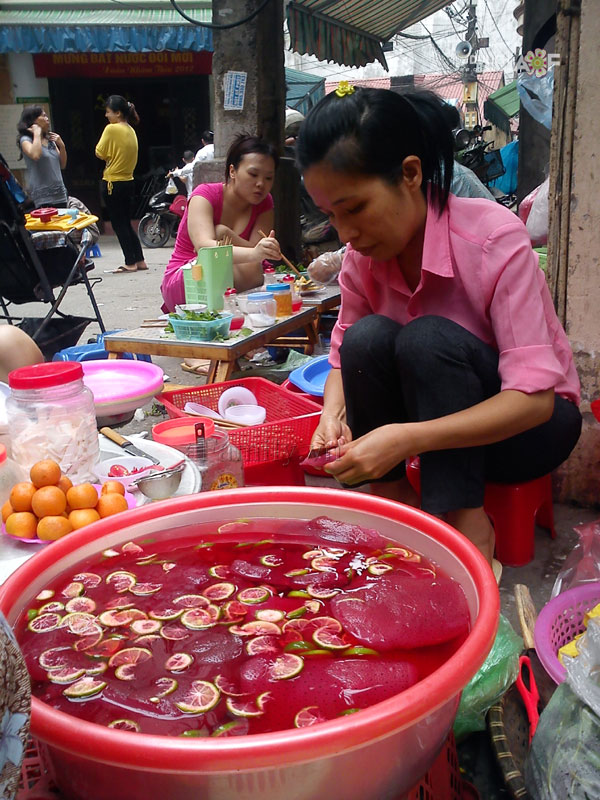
[384,546,421,563]
[367,562,393,576]
[106,571,137,593]
[214,675,248,697]
[269,653,304,680]
[322,547,348,558]
[131,619,162,636]
[302,549,324,560]
[102,548,120,558]
[307,585,340,600]
[284,640,313,653]
[63,677,106,699]
[225,697,265,718]
[35,589,55,601]
[148,606,183,621]
[310,557,337,573]
[302,649,333,658]
[175,680,220,714]
[208,564,231,579]
[149,676,178,703]
[340,708,361,716]
[62,582,85,598]
[121,541,144,556]
[160,624,190,641]
[108,719,141,732]
[181,608,216,630]
[27,609,37,622]
[85,638,122,658]
[173,594,210,609]
[342,646,379,656]
[294,706,325,728]
[245,635,280,656]
[206,603,221,622]
[304,600,321,614]
[85,662,108,677]
[161,562,176,573]
[109,646,152,668]
[180,729,208,737]
[134,634,162,647]
[98,609,147,627]
[115,664,137,681]
[105,597,135,611]
[312,628,347,650]
[203,582,236,601]
[130,582,162,596]
[237,587,270,605]
[59,611,95,630]
[255,609,284,623]
[65,597,97,614]
[284,568,309,577]
[260,554,283,567]
[165,653,194,672]
[48,667,86,684]
[222,601,248,621]
[135,554,158,565]
[238,621,281,636]
[310,616,342,633]
[282,618,311,634]
[39,601,65,614]
[28,612,62,633]
[285,606,307,620]
[39,646,72,670]
[72,572,102,589]
[211,720,249,737]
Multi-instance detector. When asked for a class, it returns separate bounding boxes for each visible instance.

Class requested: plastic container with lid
[282,274,302,311]
[6,362,99,482]
[0,444,25,507]
[263,266,277,285]
[223,288,245,331]
[246,292,276,327]
[269,283,293,317]
[152,418,244,491]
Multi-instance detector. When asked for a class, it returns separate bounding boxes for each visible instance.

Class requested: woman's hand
[310,413,351,454]
[48,132,64,148]
[253,231,281,263]
[28,124,43,138]
[324,424,411,485]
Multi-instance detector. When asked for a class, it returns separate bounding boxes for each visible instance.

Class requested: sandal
[181,360,211,376]
[112,265,137,273]
[492,558,503,586]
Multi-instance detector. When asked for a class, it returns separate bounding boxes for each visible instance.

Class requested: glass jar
[282,274,302,311]
[6,362,99,482]
[247,292,276,327]
[0,444,25,507]
[263,266,277,286]
[223,287,245,330]
[269,283,293,317]
[183,423,244,492]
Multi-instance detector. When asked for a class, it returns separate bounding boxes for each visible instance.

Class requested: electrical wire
[481,0,514,54]
[168,0,273,30]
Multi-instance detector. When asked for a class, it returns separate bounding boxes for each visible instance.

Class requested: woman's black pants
[101,180,143,266]
[339,315,582,515]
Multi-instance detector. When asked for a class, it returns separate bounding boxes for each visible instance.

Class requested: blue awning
[0,4,213,54]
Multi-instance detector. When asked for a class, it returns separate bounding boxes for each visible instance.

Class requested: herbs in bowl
[165,309,234,342]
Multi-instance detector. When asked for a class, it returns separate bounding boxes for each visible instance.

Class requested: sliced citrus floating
[226,697,265,718]
[108,719,141,732]
[165,652,194,672]
[175,680,220,714]
[63,677,106,699]
[294,706,325,728]
[269,653,304,680]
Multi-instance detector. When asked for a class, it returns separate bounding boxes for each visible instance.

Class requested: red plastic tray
[156,377,322,468]
[17,734,473,800]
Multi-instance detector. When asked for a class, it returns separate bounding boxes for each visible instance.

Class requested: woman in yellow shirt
[95,95,147,273]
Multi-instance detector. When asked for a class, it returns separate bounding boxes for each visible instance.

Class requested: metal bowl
[132,463,185,501]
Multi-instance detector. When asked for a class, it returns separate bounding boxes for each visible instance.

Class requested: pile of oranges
[2,459,129,542]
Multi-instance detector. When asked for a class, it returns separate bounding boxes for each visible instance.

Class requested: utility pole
[462,3,479,129]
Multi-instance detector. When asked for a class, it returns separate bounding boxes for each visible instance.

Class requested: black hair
[202,130,214,144]
[183,150,195,161]
[224,133,279,183]
[16,105,46,158]
[296,87,455,212]
[106,95,140,126]
[439,101,461,131]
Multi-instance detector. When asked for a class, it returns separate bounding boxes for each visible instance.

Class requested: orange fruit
[37,515,73,541]
[2,499,14,523]
[30,459,62,488]
[96,493,128,518]
[66,483,99,510]
[5,511,38,539]
[69,508,101,530]
[9,482,37,512]
[101,481,126,497]
[31,485,67,518]
[57,475,74,494]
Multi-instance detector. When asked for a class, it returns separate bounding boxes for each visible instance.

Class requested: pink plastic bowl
[0,487,499,800]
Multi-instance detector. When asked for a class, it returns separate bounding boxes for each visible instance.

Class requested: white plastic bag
[307,247,345,285]
[526,176,549,246]
[551,520,600,598]
[166,177,178,195]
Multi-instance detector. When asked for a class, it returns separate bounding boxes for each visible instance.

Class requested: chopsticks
[217,235,233,246]
[258,230,303,277]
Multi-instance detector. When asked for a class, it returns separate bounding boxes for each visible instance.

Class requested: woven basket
[0,613,31,798]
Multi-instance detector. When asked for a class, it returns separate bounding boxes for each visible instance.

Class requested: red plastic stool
[405,458,556,567]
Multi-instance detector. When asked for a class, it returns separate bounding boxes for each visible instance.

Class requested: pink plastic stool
[405,457,556,567]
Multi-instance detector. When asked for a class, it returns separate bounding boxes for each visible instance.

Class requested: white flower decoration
[524,48,548,77]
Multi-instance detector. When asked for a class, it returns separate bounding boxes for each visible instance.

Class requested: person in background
[95,94,147,274]
[296,86,581,571]
[16,105,68,208]
[168,150,196,196]
[194,131,214,162]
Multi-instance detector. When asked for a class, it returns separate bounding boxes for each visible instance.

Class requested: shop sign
[33,51,212,79]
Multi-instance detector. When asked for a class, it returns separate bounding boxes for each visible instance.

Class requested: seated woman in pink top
[296,87,581,569]
[160,133,281,313]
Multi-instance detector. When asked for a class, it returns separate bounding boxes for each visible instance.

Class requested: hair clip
[335,81,355,98]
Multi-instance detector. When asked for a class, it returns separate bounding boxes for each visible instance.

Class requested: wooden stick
[514,584,537,651]
[259,230,303,277]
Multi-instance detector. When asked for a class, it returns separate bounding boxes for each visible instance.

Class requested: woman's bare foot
[444,506,495,565]
[136,261,148,271]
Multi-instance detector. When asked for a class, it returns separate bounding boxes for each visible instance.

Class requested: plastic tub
[170,313,233,343]
[534,582,600,684]
[0,487,498,800]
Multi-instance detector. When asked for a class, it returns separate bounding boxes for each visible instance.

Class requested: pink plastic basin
[0,487,499,800]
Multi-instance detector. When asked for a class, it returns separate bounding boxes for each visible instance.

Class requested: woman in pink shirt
[160,134,281,313]
[296,87,581,567]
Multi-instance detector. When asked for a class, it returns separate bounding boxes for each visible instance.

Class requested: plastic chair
[405,457,556,567]
[86,243,102,258]
[53,330,152,363]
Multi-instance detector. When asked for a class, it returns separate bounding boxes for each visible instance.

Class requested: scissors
[515,654,541,744]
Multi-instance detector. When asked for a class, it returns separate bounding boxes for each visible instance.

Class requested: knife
[99,427,161,464]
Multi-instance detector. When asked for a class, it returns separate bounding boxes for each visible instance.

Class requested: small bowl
[95,456,156,491]
[175,303,208,315]
[133,464,185,501]
[217,386,258,418]
[224,404,266,426]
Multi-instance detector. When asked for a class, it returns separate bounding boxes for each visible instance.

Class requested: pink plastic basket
[534,582,600,684]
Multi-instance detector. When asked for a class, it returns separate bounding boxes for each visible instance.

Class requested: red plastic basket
[18,734,472,800]
[156,378,322,471]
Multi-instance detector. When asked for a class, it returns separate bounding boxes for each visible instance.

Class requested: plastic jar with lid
[6,362,99,482]
[0,444,26,507]
[281,274,302,311]
[181,420,245,492]
[263,266,277,286]
[223,288,245,330]
[269,283,293,317]
[247,292,276,327]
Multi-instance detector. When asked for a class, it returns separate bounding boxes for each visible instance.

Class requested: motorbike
[453,124,516,208]
[137,174,187,248]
